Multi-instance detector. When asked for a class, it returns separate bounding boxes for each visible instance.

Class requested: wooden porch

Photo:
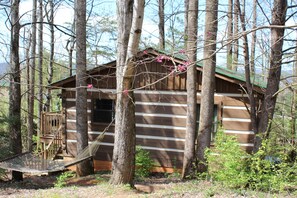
[39,109,66,160]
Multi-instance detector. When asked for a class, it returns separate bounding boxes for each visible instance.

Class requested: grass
[2,171,295,198]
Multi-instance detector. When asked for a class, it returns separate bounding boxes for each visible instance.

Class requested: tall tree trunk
[196,0,218,173]
[158,0,165,50]
[254,0,287,152]
[26,30,31,144]
[182,0,198,179]
[232,0,239,71]
[226,0,233,69]
[37,0,43,142]
[75,0,94,177]
[45,0,54,111]
[67,1,76,77]
[110,0,145,186]
[28,0,37,152]
[250,0,257,76]
[236,0,258,143]
[184,0,189,49]
[291,40,297,145]
[9,0,23,181]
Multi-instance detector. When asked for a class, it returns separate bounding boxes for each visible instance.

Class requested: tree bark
[45,0,54,111]
[67,1,76,77]
[254,0,287,152]
[9,0,23,181]
[250,0,257,76]
[37,0,43,141]
[182,0,198,179]
[158,0,165,50]
[196,0,218,173]
[291,40,297,145]
[226,0,233,69]
[184,0,189,49]
[232,0,239,71]
[236,0,258,143]
[28,0,37,152]
[75,0,94,177]
[110,0,145,186]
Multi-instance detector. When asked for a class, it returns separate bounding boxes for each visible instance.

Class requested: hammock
[0,152,93,174]
[0,122,110,174]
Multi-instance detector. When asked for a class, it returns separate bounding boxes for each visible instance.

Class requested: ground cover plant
[205,129,297,193]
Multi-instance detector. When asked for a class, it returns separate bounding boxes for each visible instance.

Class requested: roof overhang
[49,48,266,95]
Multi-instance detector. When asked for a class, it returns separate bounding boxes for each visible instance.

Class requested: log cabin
[48,48,265,172]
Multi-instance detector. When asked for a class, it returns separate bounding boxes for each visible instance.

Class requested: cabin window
[197,104,218,141]
[93,99,115,123]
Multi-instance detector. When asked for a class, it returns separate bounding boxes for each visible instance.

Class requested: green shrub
[206,129,297,193]
[247,139,297,192]
[0,112,10,181]
[205,129,249,188]
[54,171,75,188]
[135,146,154,179]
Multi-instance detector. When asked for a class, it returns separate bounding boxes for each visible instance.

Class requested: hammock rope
[0,120,111,174]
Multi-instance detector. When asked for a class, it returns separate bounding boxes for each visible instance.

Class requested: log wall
[63,89,255,170]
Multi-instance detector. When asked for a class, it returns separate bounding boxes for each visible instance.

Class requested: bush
[205,129,297,192]
[247,139,297,192]
[135,146,154,179]
[54,171,75,188]
[205,129,249,188]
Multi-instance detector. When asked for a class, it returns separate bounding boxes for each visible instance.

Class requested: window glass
[93,99,114,123]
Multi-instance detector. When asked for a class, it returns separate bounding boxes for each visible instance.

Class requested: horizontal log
[222,120,252,131]
[223,108,250,119]
[136,115,186,127]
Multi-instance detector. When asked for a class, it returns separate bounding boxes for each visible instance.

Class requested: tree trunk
[254,0,287,152]
[158,0,165,50]
[182,0,198,179]
[184,0,189,49]
[9,0,23,181]
[236,0,258,142]
[110,0,145,186]
[226,0,233,69]
[196,0,218,173]
[67,1,76,77]
[28,0,37,152]
[250,0,257,76]
[232,0,239,71]
[75,0,94,177]
[26,29,31,149]
[45,0,54,111]
[291,40,297,145]
[37,0,43,142]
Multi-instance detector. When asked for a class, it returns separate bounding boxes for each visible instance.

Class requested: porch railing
[39,109,66,160]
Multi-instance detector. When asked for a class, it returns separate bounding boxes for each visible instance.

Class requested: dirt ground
[0,171,189,198]
[0,171,296,198]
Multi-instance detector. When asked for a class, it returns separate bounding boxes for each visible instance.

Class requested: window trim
[92,98,115,124]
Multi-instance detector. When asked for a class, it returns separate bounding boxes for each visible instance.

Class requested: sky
[0,0,296,77]
[0,0,159,65]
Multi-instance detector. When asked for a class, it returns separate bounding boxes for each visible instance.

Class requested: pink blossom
[184,61,191,66]
[143,50,148,54]
[123,89,129,95]
[179,49,186,54]
[156,56,163,63]
[87,84,93,89]
[178,64,187,72]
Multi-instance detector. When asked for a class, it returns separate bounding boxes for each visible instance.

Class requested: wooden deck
[39,109,66,160]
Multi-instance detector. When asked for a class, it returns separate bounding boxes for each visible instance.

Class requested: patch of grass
[54,171,76,188]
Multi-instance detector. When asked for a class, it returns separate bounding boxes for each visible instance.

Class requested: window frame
[92,98,115,124]
[196,104,219,141]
